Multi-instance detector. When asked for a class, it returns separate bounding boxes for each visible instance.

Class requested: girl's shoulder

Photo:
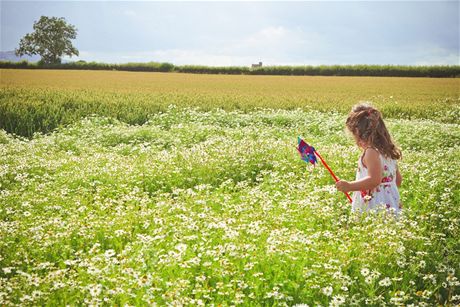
[364,146,379,154]
[361,146,380,159]
[361,147,380,168]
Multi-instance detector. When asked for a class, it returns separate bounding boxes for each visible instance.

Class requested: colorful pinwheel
[297,137,317,165]
[297,137,352,203]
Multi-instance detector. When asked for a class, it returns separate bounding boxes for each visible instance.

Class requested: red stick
[314,151,353,203]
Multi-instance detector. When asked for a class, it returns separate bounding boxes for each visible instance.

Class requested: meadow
[0,69,459,306]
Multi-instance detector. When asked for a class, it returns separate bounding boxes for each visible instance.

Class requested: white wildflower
[175,243,187,254]
[360,268,370,277]
[322,286,333,297]
[378,277,391,287]
[89,284,102,297]
[104,249,116,258]
[330,294,346,306]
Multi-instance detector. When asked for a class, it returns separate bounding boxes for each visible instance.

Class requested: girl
[336,103,403,215]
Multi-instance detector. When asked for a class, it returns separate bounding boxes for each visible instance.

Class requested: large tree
[15,16,79,64]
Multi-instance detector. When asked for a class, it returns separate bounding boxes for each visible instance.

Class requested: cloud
[63,49,263,66]
[123,10,136,17]
[412,46,459,65]
[153,49,256,66]
[204,26,329,65]
[60,8,458,67]
[63,40,460,66]
[65,25,330,66]
[248,26,287,43]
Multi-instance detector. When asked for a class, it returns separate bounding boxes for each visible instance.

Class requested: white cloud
[63,28,458,66]
[154,50,256,66]
[248,26,287,43]
[63,49,255,66]
[201,26,329,65]
[123,10,136,17]
[63,25,327,66]
[241,26,323,51]
[413,46,459,65]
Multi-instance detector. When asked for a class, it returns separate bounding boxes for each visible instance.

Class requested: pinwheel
[297,137,352,203]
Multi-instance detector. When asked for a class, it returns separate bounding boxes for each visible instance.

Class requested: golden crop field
[1,69,459,137]
[2,69,459,103]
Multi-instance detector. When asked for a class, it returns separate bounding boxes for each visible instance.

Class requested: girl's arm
[336,148,382,193]
[396,165,402,187]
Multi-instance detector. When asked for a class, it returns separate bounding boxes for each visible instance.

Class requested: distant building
[251,61,262,68]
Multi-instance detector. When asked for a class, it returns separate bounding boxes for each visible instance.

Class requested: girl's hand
[336,180,352,193]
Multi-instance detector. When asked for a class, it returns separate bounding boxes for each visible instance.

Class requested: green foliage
[15,16,79,64]
[0,60,176,72]
[1,60,459,77]
[248,64,460,77]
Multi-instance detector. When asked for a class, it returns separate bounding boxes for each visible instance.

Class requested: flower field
[0,70,459,306]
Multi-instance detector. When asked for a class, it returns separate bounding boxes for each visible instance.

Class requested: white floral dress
[351,148,402,216]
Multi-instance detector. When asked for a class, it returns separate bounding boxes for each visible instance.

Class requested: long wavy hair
[346,102,402,160]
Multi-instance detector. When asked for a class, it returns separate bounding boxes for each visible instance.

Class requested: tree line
[1,60,459,77]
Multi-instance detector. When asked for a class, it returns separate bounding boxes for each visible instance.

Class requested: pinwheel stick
[314,150,353,203]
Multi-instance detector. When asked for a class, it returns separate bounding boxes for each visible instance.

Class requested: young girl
[336,103,403,216]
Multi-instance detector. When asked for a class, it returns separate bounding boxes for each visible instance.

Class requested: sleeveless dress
[351,148,402,216]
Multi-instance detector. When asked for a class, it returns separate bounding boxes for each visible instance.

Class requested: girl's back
[352,147,402,215]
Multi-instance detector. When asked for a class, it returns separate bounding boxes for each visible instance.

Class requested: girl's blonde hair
[346,102,402,160]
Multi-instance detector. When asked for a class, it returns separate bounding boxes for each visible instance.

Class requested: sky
[1,1,459,66]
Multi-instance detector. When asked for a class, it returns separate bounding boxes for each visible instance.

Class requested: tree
[15,16,79,64]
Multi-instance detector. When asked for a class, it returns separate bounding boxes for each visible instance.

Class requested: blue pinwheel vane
[296,136,352,203]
